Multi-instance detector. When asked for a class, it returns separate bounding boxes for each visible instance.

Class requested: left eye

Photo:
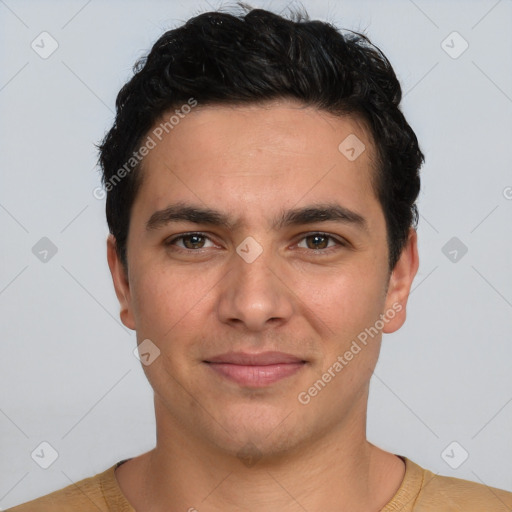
[297,233,342,250]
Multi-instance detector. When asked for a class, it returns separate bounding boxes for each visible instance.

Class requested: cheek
[130,265,177,335]
[293,264,386,337]
[301,270,385,401]
[130,261,216,339]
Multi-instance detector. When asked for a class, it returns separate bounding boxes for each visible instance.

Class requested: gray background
[1,0,511,508]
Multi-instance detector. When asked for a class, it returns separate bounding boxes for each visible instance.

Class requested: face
[108,99,418,460]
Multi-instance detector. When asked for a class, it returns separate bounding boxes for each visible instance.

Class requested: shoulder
[411,458,512,510]
[6,464,123,512]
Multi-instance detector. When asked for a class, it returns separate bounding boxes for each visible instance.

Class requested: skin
[107,99,419,511]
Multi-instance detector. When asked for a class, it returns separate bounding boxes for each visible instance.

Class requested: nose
[216,247,294,332]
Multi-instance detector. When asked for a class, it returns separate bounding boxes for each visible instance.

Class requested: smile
[206,362,306,386]
[204,351,307,387]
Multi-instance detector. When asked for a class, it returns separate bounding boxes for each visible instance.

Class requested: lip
[205,351,305,365]
[204,351,307,387]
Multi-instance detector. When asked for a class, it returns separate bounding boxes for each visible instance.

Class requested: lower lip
[206,362,306,387]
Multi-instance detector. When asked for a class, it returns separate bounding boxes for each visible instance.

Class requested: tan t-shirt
[7,455,512,511]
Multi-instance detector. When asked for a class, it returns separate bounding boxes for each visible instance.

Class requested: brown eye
[297,233,342,251]
[305,234,330,250]
[181,234,206,249]
[166,233,214,250]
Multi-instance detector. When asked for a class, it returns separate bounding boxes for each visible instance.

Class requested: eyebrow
[145,201,368,233]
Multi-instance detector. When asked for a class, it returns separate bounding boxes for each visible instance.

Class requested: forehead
[131,100,381,230]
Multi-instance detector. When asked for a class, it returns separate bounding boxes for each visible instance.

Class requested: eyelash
[164,232,347,255]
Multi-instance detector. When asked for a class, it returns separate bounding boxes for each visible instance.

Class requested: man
[9,3,512,511]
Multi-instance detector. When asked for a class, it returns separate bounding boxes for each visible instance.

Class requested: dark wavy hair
[98,2,423,273]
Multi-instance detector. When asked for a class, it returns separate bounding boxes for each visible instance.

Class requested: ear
[382,228,419,334]
[107,234,136,330]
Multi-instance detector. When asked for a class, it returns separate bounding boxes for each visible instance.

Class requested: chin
[206,404,306,460]
[215,430,301,464]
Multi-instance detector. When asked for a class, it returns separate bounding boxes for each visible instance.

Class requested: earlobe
[106,234,136,330]
[382,228,419,334]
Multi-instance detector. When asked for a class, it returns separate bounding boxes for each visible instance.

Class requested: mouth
[203,351,307,387]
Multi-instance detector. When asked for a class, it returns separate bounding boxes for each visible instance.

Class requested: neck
[117,397,405,511]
